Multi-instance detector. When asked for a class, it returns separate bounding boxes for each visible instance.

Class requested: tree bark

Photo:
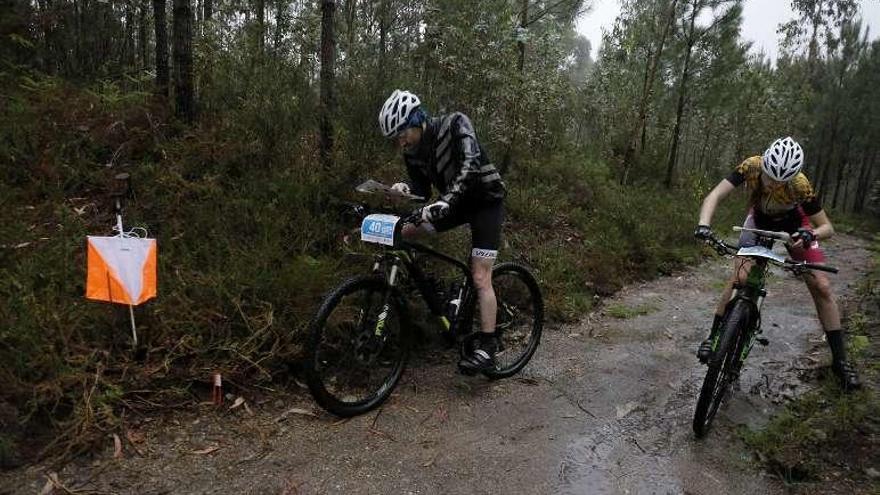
[172,0,194,121]
[204,0,212,21]
[319,0,337,167]
[153,0,169,95]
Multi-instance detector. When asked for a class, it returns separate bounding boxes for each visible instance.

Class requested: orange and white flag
[86,236,157,305]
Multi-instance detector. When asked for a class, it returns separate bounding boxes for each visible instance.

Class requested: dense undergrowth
[742,232,880,493]
[0,71,747,465]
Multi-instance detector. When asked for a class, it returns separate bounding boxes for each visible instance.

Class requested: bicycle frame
[370,238,476,336]
[724,258,769,363]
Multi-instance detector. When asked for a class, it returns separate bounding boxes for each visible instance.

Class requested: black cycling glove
[694,225,712,240]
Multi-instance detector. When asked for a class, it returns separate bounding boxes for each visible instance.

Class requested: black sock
[826,330,846,364]
[479,332,498,354]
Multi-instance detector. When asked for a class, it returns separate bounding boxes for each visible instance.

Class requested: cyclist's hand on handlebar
[791,227,815,248]
[422,200,450,223]
[694,224,713,241]
[391,182,411,195]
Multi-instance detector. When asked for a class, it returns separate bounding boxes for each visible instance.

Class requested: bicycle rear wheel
[692,299,751,438]
[482,262,544,379]
[304,275,410,417]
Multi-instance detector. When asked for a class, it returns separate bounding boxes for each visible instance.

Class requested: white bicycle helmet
[762,137,804,182]
[378,90,421,137]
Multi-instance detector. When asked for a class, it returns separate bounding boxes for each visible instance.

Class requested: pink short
[739,207,825,263]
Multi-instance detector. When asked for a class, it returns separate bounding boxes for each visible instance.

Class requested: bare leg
[714,257,753,316]
[471,257,496,333]
[802,271,841,331]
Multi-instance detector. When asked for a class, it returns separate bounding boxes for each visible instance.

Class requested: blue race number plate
[361,214,400,246]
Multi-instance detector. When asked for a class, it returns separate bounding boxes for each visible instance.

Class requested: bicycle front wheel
[304,275,410,417]
[693,299,751,438]
[483,262,544,379]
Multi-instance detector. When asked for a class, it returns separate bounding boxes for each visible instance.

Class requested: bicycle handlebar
[800,262,839,274]
[732,226,791,243]
[700,229,838,275]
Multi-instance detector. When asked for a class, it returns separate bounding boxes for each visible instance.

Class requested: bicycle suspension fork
[729,266,768,363]
[373,255,402,337]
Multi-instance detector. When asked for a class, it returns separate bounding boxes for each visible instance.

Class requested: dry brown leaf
[39,473,58,495]
[276,407,317,422]
[126,429,146,444]
[113,433,123,459]
[229,396,246,410]
[192,446,221,455]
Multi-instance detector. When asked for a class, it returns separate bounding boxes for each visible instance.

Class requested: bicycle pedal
[756,337,769,346]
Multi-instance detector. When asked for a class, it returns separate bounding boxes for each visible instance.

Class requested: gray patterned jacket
[403,112,506,209]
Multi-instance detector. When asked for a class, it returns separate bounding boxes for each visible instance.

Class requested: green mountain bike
[304,184,544,417]
[692,226,838,438]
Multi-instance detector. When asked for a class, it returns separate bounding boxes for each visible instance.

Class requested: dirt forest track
[0,234,873,495]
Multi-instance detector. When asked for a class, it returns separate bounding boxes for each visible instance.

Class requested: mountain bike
[691,226,838,438]
[304,183,544,417]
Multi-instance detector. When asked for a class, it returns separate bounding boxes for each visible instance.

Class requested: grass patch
[606,302,658,319]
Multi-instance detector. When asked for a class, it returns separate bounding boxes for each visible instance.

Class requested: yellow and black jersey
[725,156,822,217]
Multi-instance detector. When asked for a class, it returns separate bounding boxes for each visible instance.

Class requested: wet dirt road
[1,235,872,495]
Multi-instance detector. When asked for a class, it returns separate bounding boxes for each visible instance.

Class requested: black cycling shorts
[430,200,504,259]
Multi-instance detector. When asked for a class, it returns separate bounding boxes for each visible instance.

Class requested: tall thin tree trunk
[697,113,715,172]
[378,0,386,80]
[172,0,194,121]
[664,0,699,188]
[274,0,286,50]
[817,114,839,202]
[500,0,529,174]
[831,135,853,209]
[319,0,337,167]
[153,0,169,95]
[517,0,527,72]
[125,2,135,69]
[345,0,356,65]
[854,150,877,212]
[204,0,211,21]
[138,0,148,70]
[257,0,265,52]
[621,0,679,185]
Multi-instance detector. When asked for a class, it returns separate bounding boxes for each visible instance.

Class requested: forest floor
[1,234,876,495]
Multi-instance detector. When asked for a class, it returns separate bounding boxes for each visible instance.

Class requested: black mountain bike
[304,184,544,417]
[692,226,838,438]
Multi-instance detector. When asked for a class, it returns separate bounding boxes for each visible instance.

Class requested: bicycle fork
[725,286,768,364]
[373,260,401,337]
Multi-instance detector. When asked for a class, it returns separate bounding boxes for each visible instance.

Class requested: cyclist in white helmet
[693,136,860,390]
[379,89,507,375]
